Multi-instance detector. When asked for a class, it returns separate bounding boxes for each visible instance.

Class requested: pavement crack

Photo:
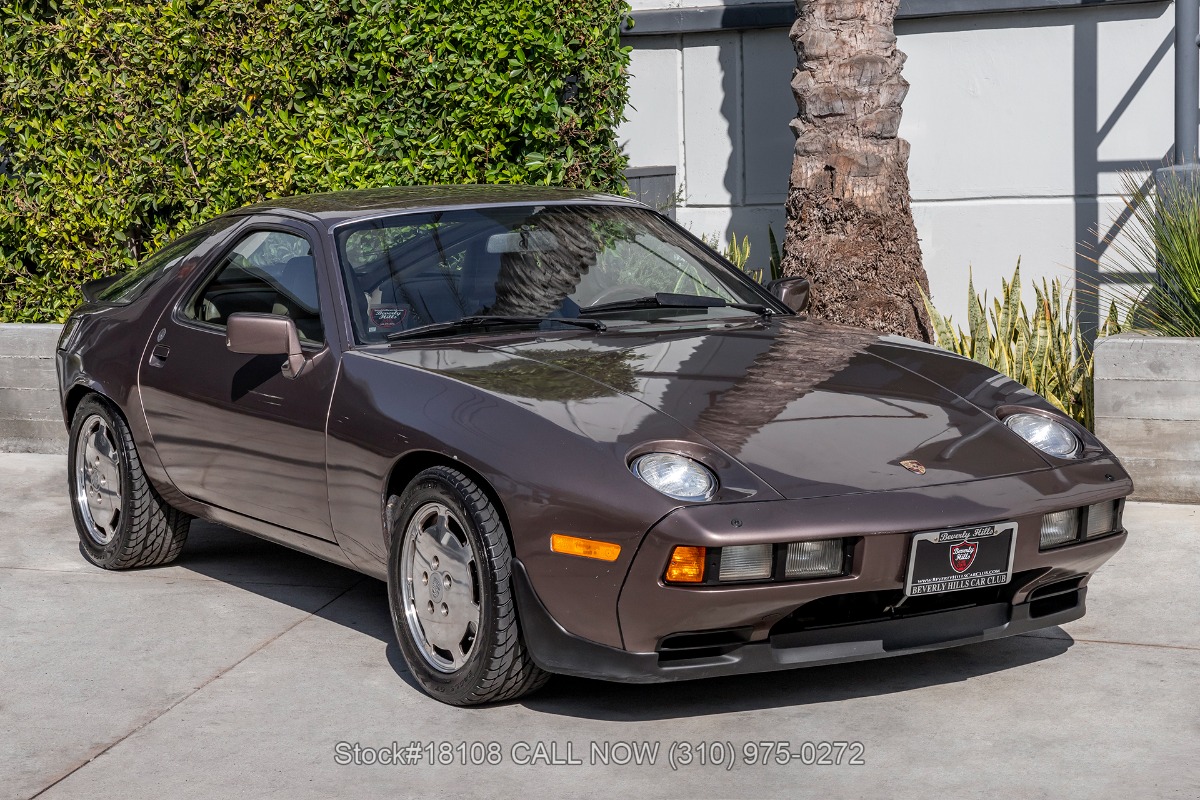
[26,578,366,800]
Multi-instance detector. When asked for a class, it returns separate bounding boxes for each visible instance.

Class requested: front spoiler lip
[512,560,1085,684]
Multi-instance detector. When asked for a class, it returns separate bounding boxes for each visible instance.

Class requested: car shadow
[178,521,1075,719]
[177,522,427,696]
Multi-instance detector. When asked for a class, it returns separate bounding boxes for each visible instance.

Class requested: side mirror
[226,312,309,379]
[766,276,811,313]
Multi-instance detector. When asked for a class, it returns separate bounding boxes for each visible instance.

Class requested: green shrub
[0,0,631,322]
[1100,172,1200,336]
[922,263,1102,429]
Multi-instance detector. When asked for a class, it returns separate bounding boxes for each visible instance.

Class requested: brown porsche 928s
[58,186,1132,705]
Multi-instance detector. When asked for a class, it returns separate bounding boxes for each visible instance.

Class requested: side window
[186,230,324,343]
[98,216,238,305]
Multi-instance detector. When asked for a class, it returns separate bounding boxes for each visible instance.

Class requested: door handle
[149,344,170,367]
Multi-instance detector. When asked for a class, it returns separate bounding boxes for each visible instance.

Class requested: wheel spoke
[82,432,100,470]
[95,458,120,494]
[90,425,116,464]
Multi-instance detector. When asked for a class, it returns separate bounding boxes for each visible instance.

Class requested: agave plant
[922,262,1101,429]
[1099,172,1200,336]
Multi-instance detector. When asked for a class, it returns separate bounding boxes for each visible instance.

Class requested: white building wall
[618,1,1176,325]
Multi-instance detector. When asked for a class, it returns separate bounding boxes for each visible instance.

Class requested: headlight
[1003,412,1081,459]
[631,453,717,502]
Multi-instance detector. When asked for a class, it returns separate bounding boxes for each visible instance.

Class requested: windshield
[334,205,778,342]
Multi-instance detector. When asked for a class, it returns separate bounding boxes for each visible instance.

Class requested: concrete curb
[1094,333,1200,504]
[0,323,66,454]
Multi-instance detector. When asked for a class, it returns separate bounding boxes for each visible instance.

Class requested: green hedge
[0,0,631,321]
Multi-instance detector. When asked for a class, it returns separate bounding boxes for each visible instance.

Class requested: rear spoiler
[80,274,122,304]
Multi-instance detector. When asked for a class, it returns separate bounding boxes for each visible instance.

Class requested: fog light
[1086,501,1117,538]
[784,539,844,578]
[1040,509,1079,548]
[719,544,773,582]
[665,546,706,583]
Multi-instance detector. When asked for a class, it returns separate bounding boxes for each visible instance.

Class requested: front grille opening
[658,627,752,662]
[1029,575,1085,601]
[770,570,1039,637]
[1029,589,1081,618]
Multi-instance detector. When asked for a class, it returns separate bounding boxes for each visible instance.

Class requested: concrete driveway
[2,453,1197,800]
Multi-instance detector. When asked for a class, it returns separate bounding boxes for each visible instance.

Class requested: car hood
[370,316,1052,501]
[481,317,1053,500]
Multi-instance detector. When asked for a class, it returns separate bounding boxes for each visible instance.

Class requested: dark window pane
[98,216,237,304]
[187,230,324,343]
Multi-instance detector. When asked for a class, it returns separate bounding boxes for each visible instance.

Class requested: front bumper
[513,558,1092,683]
[514,460,1131,683]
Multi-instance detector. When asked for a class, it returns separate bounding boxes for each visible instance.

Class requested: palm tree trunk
[782,0,932,342]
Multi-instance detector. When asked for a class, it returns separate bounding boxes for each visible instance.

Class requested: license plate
[904,522,1018,596]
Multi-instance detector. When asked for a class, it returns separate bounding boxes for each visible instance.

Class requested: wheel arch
[383,451,515,549]
[65,383,119,425]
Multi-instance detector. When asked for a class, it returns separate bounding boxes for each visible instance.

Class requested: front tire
[387,466,548,705]
[68,395,190,569]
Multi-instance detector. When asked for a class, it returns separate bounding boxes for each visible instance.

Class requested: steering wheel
[588,284,650,306]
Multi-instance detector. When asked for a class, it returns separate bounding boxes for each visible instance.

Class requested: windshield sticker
[369,305,409,331]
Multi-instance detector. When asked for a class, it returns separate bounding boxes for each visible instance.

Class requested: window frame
[172,219,331,351]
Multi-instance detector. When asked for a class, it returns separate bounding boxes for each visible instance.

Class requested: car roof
[226,185,644,228]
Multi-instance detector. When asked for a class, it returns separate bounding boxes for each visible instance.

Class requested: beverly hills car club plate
[904,522,1018,596]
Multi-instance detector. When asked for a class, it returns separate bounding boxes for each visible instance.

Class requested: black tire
[68,395,191,569]
[387,466,548,705]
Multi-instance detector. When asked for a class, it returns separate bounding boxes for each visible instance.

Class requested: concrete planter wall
[0,323,66,454]
[1095,333,1200,503]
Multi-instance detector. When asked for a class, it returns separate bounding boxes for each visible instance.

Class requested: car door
[138,217,340,540]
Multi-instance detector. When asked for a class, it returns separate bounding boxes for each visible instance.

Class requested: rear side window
[185,229,324,343]
[97,217,237,304]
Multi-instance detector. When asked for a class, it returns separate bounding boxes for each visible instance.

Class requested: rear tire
[68,395,190,569]
[387,466,548,705]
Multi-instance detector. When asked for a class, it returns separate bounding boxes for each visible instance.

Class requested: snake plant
[922,262,1112,429]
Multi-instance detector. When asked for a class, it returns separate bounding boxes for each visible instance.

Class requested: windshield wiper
[387,315,606,342]
[578,292,774,318]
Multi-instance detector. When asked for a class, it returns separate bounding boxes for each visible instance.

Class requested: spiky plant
[699,228,787,286]
[922,262,1100,429]
[1100,172,1200,336]
[702,231,756,279]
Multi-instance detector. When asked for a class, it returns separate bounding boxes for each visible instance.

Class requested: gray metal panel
[626,166,679,219]
[622,0,1167,36]
[622,3,792,35]
[1171,0,1199,164]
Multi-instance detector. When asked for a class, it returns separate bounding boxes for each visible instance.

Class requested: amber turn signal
[550,534,622,562]
[665,545,707,583]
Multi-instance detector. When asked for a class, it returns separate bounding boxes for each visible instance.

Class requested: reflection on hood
[442,348,643,402]
[693,320,880,453]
